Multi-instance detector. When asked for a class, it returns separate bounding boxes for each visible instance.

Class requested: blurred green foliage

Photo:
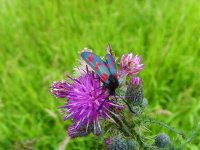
[0,0,200,149]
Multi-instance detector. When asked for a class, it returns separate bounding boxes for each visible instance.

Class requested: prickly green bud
[127,139,138,150]
[126,77,144,106]
[155,133,170,148]
[106,136,128,150]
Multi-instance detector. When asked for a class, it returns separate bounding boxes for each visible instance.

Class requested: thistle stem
[132,128,146,148]
[144,118,185,138]
[113,115,132,137]
[179,123,200,149]
[120,115,146,148]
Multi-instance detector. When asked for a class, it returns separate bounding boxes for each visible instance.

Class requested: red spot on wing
[105,63,109,68]
[88,54,94,62]
[111,61,115,66]
[95,62,101,70]
[101,73,109,82]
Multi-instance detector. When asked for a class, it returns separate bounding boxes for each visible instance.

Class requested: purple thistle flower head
[119,53,144,77]
[59,70,122,135]
[51,80,70,98]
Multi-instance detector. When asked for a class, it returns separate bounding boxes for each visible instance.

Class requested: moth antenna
[106,43,112,54]
[86,65,89,73]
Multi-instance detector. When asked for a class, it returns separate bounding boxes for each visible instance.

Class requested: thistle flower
[155,133,171,148]
[56,71,122,135]
[51,80,70,98]
[126,77,144,106]
[119,53,144,77]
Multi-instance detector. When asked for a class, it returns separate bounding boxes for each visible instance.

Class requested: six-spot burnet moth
[81,46,119,96]
[81,45,119,111]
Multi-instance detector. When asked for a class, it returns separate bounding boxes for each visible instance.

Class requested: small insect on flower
[81,45,119,96]
[81,45,119,111]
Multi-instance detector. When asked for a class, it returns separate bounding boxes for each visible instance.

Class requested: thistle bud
[127,139,138,150]
[106,136,128,150]
[155,133,170,148]
[126,77,144,106]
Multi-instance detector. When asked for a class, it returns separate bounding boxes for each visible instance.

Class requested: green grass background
[0,0,200,149]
